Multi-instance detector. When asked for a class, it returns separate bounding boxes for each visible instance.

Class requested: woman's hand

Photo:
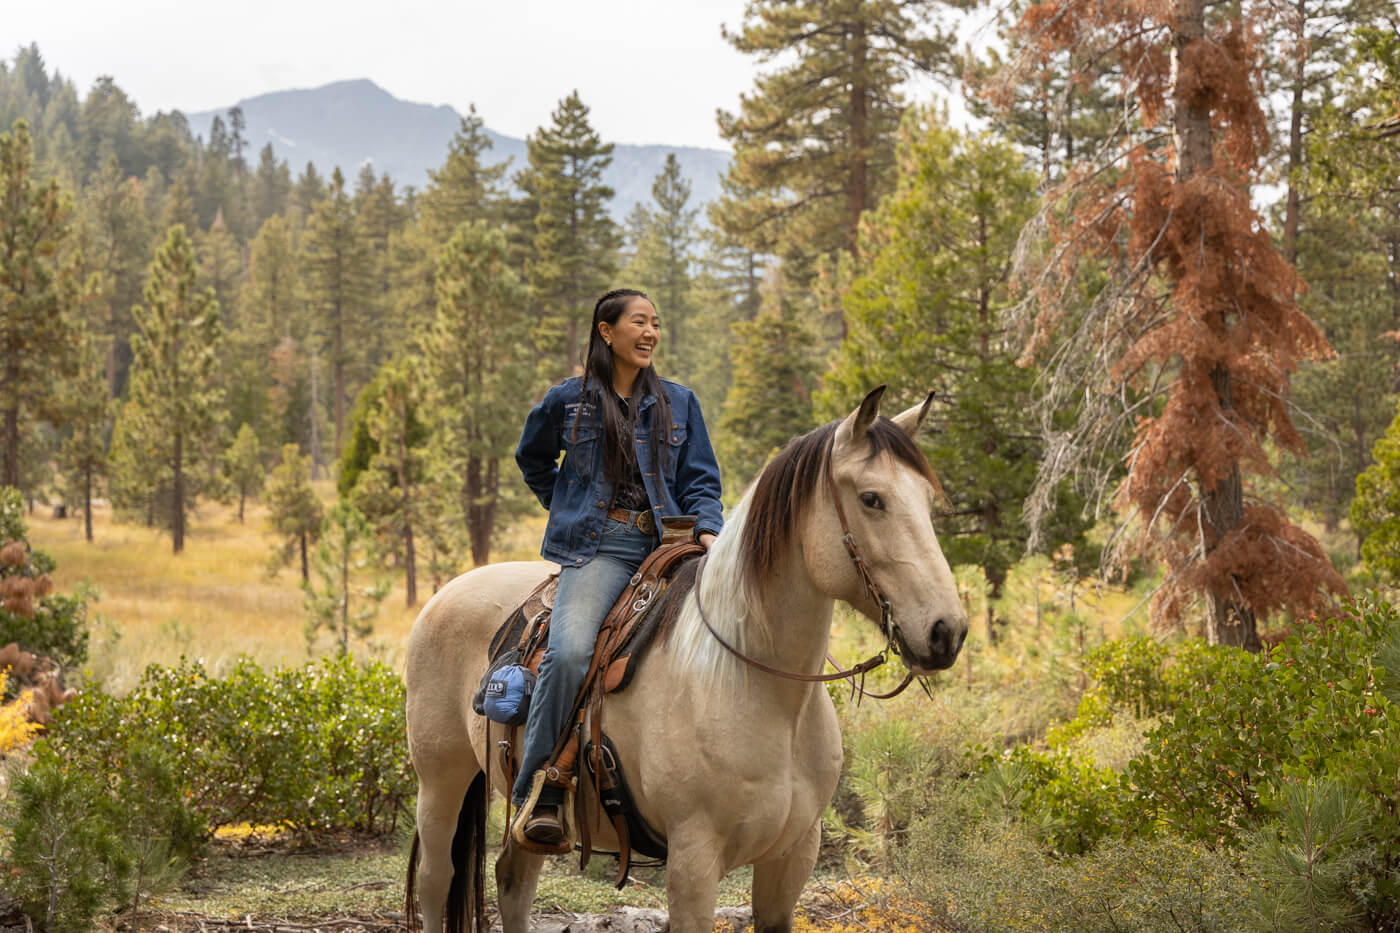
[698,532,717,550]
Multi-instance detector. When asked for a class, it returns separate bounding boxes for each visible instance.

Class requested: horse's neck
[669,502,835,702]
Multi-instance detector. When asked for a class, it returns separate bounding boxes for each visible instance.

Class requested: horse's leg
[664,830,726,933]
[413,763,475,932]
[750,820,821,933]
[494,840,546,933]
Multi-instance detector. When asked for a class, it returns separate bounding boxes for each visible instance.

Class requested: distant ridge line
[187,79,730,219]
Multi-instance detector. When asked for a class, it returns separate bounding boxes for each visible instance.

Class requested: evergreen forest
[3,0,1400,926]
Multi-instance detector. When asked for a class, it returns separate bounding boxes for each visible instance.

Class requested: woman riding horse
[406,370,968,932]
[511,287,722,844]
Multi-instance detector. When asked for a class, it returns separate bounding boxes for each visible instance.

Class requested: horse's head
[811,386,967,673]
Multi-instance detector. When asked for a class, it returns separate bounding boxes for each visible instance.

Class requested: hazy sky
[7,0,790,150]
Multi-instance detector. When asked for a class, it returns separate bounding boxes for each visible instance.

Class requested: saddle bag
[472,649,536,726]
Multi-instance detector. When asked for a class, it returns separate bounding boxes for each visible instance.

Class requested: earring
[605,340,612,348]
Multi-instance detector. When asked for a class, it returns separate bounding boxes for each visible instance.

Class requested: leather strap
[606,507,655,535]
[692,435,916,700]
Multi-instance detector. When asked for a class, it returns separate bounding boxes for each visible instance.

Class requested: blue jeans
[511,519,655,805]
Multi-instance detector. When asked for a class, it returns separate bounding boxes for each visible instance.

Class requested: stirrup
[510,770,574,855]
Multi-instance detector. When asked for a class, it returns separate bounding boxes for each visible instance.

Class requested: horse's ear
[891,391,935,438]
[834,385,886,451]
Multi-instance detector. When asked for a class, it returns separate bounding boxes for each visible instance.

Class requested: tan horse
[404,386,968,933]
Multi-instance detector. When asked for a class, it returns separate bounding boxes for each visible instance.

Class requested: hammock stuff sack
[472,649,536,726]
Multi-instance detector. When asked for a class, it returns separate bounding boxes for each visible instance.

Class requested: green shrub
[44,655,413,837]
[0,486,91,668]
[978,746,1129,855]
[903,812,1251,932]
[3,746,128,932]
[1246,777,1372,932]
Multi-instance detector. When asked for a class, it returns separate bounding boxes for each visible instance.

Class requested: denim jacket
[515,376,724,567]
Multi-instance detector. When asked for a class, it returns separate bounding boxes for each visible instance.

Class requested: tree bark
[340,541,350,656]
[2,394,18,490]
[333,304,344,455]
[1282,1,1306,266]
[172,430,185,554]
[299,531,309,583]
[847,16,869,261]
[84,465,93,542]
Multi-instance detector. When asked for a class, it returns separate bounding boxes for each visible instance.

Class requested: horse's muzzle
[901,616,967,673]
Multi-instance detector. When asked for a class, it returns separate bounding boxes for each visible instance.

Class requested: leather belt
[606,507,655,535]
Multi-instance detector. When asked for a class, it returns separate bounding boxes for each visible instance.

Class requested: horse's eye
[859,492,884,511]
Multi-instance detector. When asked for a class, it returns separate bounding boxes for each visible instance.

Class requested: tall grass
[27,490,548,693]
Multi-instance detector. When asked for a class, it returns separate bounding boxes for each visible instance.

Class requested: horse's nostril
[955,628,966,652]
[929,618,951,656]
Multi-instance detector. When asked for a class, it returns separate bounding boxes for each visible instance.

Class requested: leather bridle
[695,435,918,700]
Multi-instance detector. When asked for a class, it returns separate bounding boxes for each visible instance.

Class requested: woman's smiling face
[600,296,661,374]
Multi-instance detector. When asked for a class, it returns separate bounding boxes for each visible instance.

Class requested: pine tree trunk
[395,418,417,607]
[300,531,309,583]
[1,394,18,490]
[340,543,350,656]
[467,454,487,566]
[1173,0,1259,651]
[239,489,246,523]
[172,430,185,554]
[333,308,345,454]
[846,17,869,260]
[84,465,93,542]
[1283,10,1306,265]
[309,347,325,479]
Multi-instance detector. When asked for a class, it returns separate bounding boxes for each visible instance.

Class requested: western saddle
[483,517,704,885]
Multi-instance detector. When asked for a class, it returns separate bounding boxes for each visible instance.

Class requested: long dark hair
[571,288,673,488]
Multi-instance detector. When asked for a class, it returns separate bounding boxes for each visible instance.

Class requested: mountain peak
[187,81,729,216]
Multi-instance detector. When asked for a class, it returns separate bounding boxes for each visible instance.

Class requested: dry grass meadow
[27,488,548,693]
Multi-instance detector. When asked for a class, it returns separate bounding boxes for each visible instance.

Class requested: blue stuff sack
[476,656,536,726]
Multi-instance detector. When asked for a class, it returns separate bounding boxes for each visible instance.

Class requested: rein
[694,438,916,700]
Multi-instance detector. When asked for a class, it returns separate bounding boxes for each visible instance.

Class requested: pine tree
[1005,0,1344,646]
[265,443,322,582]
[225,423,263,523]
[393,110,509,345]
[127,224,225,553]
[0,118,75,491]
[1278,16,1400,529]
[351,358,431,607]
[819,114,1088,636]
[354,168,406,371]
[1352,400,1400,582]
[303,500,388,657]
[292,162,325,219]
[107,399,165,527]
[717,272,820,487]
[714,0,959,279]
[624,153,700,382]
[422,221,533,565]
[57,332,111,542]
[967,0,1120,188]
[198,209,241,327]
[303,167,373,455]
[251,143,291,229]
[524,92,618,378]
[82,154,150,398]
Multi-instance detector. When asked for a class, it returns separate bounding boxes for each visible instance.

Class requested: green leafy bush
[0,486,91,668]
[44,655,413,837]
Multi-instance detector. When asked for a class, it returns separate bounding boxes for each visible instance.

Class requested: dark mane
[740,417,940,585]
